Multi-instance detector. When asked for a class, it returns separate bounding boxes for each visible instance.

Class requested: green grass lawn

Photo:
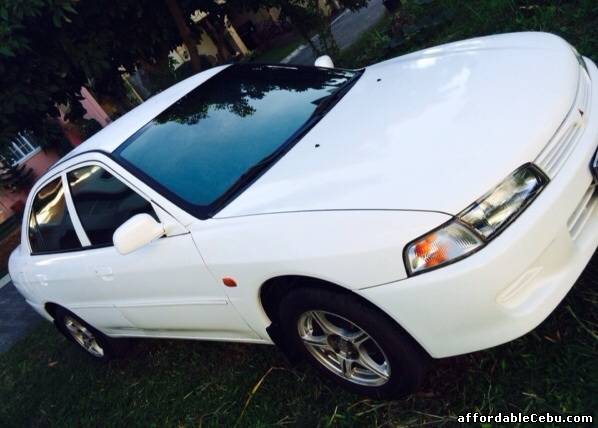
[2,1,598,426]
[1,255,596,427]
[337,0,598,68]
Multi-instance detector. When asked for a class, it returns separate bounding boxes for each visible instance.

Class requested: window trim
[27,174,85,256]
[61,173,92,247]
[64,161,164,251]
[26,160,172,256]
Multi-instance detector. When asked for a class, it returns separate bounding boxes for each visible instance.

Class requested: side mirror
[113,213,165,255]
[314,55,334,68]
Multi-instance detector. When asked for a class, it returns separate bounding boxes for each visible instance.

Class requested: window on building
[6,132,40,165]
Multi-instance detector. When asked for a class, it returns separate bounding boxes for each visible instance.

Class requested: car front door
[61,161,256,340]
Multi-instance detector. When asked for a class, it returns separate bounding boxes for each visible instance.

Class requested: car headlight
[404,164,548,275]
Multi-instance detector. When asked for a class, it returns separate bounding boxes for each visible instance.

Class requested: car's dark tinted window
[29,177,81,253]
[115,64,359,218]
[67,165,156,247]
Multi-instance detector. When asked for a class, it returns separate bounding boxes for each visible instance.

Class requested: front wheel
[278,288,428,399]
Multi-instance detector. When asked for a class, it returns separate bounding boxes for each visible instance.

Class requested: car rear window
[114,64,359,219]
[28,177,81,254]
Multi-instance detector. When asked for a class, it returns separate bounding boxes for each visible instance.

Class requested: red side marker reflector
[222,277,237,287]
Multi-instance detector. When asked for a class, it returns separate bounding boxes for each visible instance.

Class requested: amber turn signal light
[222,277,237,287]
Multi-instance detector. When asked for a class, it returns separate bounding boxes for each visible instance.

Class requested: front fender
[196,210,450,290]
[191,210,450,339]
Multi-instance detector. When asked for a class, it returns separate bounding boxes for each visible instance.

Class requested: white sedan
[9,32,598,398]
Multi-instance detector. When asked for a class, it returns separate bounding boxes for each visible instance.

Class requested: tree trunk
[164,0,202,72]
[201,19,230,62]
[318,25,339,57]
[295,24,320,55]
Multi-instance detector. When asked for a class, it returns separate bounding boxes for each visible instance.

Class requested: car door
[25,174,132,330]
[63,161,255,340]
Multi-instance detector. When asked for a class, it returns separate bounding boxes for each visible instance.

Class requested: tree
[1,1,81,154]
[199,14,233,62]
[165,0,203,72]
[0,0,191,156]
[0,0,368,161]
[233,0,370,57]
[179,0,235,62]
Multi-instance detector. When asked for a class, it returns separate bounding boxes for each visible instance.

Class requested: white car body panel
[360,56,598,356]
[190,209,450,336]
[11,154,257,341]
[8,32,598,359]
[217,32,579,217]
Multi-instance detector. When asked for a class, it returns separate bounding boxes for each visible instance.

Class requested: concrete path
[282,0,388,65]
[0,278,41,353]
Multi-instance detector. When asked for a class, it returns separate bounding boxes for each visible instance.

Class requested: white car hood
[217,32,580,218]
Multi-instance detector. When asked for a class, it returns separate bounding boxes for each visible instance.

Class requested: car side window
[29,177,81,254]
[67,165,157,247]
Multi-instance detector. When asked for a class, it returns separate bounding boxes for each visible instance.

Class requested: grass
[337,0,598,68]
[250,36,305,64]
[337,14,394,68]
[2,1,598,426]
[0,255,596,427]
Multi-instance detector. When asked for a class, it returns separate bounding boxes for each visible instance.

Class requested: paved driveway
[0,281,41,353]
[283,0,388,65]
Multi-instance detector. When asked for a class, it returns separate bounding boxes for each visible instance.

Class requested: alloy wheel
[297,310,391,386]
[64,316,105,358]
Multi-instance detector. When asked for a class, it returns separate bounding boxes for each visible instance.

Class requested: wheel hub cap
[328,335,358,357]
[297,310,391,386]
[64,316,104,358]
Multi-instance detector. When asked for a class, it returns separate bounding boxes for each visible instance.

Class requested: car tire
[278,287,428,399]
[53,307,129,361]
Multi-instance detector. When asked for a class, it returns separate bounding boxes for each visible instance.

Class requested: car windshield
[114,64,360,218]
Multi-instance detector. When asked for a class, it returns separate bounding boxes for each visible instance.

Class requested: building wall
[80,87,111,127]
[197,30,220,57]
[24,149,59,178]
[171,29,220,69]
[1,87,108,223]
[0,149,60,222]
[225,16,250,55]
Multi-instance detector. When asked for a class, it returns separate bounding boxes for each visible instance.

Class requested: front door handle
[94,266,114,282]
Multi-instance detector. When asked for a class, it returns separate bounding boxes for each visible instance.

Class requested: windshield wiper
[212,70,364,213]
[240,146,287,182]
[312,92,338,117]
[216,142,296,205]
[311,71,363,119]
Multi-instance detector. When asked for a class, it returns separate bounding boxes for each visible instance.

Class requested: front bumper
[358,57,598,358]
